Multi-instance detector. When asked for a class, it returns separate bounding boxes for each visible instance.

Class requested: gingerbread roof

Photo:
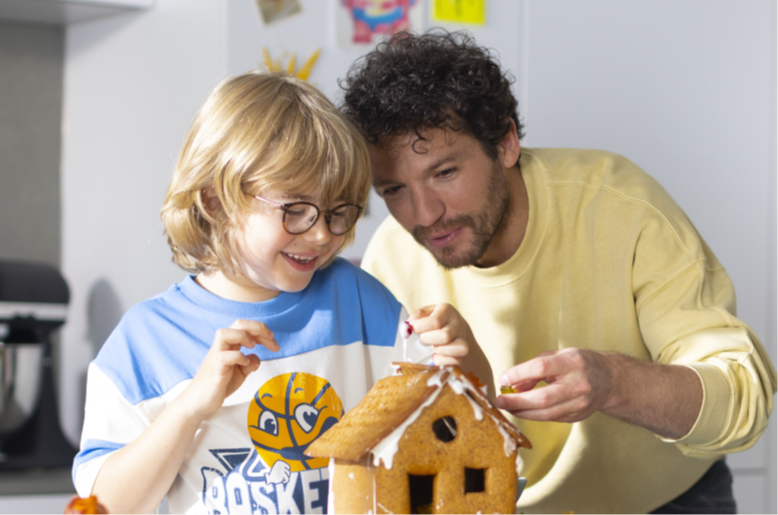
[305,363,531,462]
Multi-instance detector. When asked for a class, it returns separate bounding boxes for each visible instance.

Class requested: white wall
[60,0,227,443]
[58,0,775,512]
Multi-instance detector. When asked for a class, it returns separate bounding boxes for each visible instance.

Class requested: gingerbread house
[305,363,531,514]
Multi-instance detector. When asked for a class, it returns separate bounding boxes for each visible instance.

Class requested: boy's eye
[286,207,307,217]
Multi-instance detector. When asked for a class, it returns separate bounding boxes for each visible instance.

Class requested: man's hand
[495,348,703,439]
[494,348,615,423]
[180,319,280,420]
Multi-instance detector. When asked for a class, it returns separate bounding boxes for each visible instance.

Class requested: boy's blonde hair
[161,72,371,274]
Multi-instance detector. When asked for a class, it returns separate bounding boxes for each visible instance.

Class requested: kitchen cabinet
[0,0,153,25]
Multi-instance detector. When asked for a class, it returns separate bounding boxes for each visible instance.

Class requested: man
[343,31,777,513]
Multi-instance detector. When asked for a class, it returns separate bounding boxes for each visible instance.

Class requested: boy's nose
[303,214,332,243]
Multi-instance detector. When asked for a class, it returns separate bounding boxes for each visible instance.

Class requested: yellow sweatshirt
[362,147,776,513]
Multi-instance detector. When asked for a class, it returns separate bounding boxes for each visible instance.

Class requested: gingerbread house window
[409,474,435,512]
[306,364,531,514]
[465,468,485,493]
[432,416,457,442]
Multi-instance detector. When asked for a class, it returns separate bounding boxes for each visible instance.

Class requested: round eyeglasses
[254,195,363,236]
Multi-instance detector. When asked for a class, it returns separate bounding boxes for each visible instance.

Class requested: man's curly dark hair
[341,30,524,158]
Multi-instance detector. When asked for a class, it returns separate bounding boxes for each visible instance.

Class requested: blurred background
[0,0,775,512]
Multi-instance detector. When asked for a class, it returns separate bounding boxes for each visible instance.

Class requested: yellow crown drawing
[262,48,321,81]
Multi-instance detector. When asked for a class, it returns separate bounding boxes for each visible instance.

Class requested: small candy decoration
[64,495,108,514]
[400,320,414,339]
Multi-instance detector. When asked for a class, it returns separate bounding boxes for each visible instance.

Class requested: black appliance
[0,260,78,469]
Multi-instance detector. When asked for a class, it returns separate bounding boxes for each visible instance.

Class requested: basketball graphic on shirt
[247,372,344,472]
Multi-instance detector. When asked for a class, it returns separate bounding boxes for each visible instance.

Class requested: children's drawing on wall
[255,0,301,25]
[337,0,424,50]
[262,48,321,81]
[431,0,487,25]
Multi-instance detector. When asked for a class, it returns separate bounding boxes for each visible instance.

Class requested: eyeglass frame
[253,195,363,236]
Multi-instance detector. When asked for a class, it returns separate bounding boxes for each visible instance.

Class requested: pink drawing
[341,0,418,44]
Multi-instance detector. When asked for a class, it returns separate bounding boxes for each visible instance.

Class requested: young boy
[72,72,489,514]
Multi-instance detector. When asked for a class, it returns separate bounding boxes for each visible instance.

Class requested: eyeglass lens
[283,203,360,236]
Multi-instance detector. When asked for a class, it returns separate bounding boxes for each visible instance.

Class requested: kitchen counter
[0,467,74,496]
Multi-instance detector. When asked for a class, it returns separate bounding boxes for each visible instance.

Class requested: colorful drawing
[340,0,419,45]
[255,0,301,25]
[262,48,321,81]
[432,0,487,25]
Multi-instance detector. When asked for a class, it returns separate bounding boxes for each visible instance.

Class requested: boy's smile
[281,251,320,271]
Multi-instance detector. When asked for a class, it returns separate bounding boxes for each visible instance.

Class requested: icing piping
[327,458,336,514]
[371,385,443,469]
[372,367,519,471]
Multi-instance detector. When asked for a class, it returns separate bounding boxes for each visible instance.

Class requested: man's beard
[412,161,512,270]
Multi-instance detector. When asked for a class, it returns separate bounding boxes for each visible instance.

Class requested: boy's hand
[181,319,279,420]
[408,303,472,366]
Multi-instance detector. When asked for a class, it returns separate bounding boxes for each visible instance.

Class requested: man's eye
[380,186,402,198]
[437,168,457,179]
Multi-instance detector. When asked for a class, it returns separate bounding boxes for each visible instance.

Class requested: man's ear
[497,119,521,169]
[201,186,222,215]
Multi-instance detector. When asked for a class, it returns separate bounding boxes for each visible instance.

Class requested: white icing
[487,411,517,456]
[442,371,517,457]
[449,377,465,395]
[371,367,519,474]
[464,391,485,421]
[371,386,443,469]
[327,458,336,514]
[426,368,447,388]
[398,320,416,362]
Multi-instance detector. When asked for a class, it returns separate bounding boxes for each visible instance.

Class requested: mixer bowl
[0,342,45,437]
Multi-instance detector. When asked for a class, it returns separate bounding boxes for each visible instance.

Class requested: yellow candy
[500,386,516,394]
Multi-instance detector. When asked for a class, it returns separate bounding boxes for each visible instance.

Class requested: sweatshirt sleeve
[633,213,776,457]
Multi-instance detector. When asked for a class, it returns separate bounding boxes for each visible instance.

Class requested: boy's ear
[201,186,222,215]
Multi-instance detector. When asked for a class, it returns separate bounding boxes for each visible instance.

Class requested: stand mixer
[0,260,77,469]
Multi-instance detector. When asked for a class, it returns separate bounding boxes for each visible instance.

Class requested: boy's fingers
[238,354,261,375]
[407,305,434,320]
[228,320,280,351]
[407,303,452,333]
[432,354,461,367]
[218,350,253,368]
[418,327,457,346]
[428,341,469,358]
[214,328,253,349]
[230,319,274,337]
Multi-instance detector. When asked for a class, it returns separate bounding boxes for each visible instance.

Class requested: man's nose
[411,187,445,227]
